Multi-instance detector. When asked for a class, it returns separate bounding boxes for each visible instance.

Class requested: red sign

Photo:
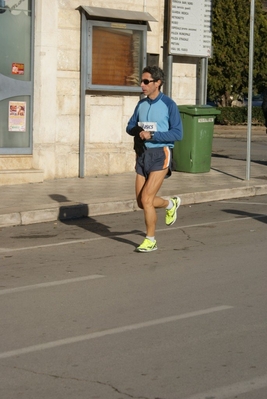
[12,63,25,75]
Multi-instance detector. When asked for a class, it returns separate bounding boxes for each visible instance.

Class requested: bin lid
[178,105,221,116]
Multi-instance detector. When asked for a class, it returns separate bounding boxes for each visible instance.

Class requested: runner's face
[140,73,161,99]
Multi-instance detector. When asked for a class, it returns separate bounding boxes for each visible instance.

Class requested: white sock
[166,199,173,210]
[146,236,155,242]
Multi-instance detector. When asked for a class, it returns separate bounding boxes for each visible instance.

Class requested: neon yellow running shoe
[136,238,157,253]
[165,196,181,226]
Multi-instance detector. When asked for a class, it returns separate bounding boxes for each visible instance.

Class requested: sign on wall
[169,0,212,57]
[8,101,26,132]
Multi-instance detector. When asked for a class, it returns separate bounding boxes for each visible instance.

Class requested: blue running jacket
[126,92,183,149]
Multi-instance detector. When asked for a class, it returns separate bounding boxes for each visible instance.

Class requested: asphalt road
[0,196,267,399]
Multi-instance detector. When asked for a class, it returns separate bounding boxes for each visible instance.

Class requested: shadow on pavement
[49,194,142,249]
[210,166,244,180]
[223,209,267,224]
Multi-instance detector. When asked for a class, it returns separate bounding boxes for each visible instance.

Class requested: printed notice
[9,101,26,132]
[170,0,212,57]
[12,63,25,75]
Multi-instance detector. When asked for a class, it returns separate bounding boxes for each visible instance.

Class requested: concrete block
[0,213,21,228]
[88,200,135,216]
[21,208,59,225]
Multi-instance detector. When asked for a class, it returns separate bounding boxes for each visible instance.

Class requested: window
[0,0,33,154]
[87,21,147,92]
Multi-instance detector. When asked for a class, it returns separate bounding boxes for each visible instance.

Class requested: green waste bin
[173,105,221,173]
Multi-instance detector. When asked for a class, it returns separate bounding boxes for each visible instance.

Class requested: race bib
[138,122,157,131]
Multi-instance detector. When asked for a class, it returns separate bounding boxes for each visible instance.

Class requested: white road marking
[0,214,266,254]
[158,214,266,233]
[184,374,267,399]
[0,275,105,295]
[0,305,232,359]
[0,236,105,253]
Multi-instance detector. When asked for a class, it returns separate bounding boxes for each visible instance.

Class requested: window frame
[86,20,147,92]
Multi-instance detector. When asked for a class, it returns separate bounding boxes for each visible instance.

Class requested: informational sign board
[169,0,212,57]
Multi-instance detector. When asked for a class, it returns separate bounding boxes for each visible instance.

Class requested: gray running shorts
[135,146,172,179]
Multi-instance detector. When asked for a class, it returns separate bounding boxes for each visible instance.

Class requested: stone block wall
[32,0,198,180]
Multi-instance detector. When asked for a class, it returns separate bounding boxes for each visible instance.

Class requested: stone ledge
[0,169,44,186]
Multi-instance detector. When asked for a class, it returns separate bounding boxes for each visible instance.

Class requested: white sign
[138,122,157,131]
[198,118,214,123]
[169,0,212,57]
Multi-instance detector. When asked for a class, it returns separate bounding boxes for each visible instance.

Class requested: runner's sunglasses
[140,79,156,85]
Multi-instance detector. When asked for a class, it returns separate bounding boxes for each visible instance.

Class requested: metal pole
[204,57,208,104]
[246,0,255,180]
[163,0,173,97]
[198,58,207,105]
[79,11,87,178]
[165,55,173,97]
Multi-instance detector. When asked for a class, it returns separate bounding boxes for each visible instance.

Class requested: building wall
[33,0,198,180]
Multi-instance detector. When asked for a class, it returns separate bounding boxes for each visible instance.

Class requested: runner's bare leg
[135,169,169,237]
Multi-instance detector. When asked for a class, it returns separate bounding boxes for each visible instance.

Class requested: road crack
[94,380,151,399]
[2,365,88,382]
[180,228,205,245]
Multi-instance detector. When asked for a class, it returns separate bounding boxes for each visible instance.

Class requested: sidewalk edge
[1,184,267,229]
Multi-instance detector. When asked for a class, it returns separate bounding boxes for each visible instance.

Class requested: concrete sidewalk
[1,126,267,228]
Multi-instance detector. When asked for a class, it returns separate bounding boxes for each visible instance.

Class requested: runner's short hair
[142,66,165,89]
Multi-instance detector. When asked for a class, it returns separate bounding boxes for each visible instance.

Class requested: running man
[126,66,183,252]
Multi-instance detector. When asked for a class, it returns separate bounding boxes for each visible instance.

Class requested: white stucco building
[0,0,201,185]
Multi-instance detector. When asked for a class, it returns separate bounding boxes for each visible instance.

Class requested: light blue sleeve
[153,97,183,143]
